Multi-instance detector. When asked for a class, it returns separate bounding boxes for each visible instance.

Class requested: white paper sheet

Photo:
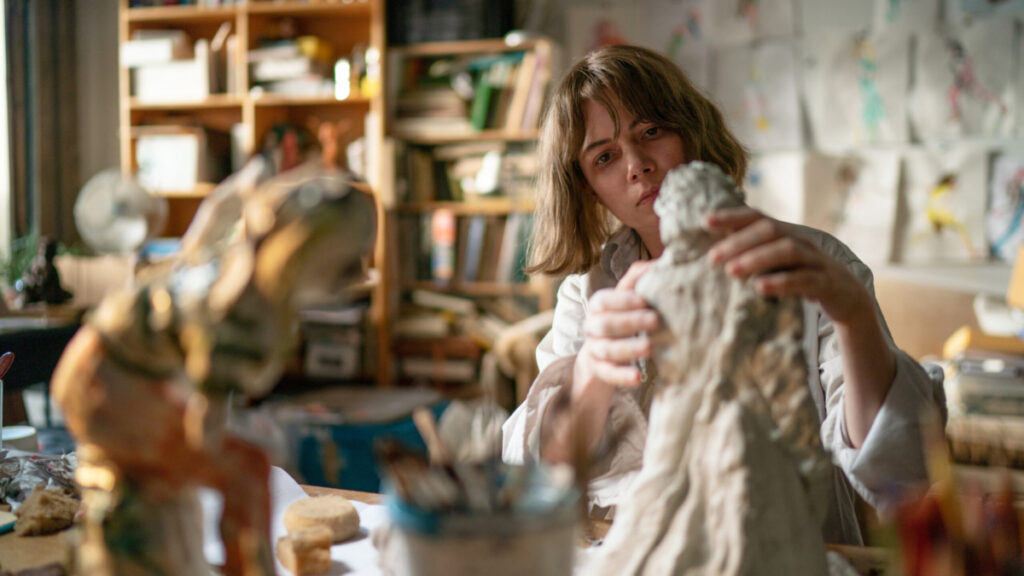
[799,0,872,40]
[986,149,1024,262]
[706,0,796,46]
[802,31,910,150]
[201,467,389,576]
[872,0,940,32]
[742,151,806,225]
[643,0,711,90]
[909,18,1016,139]
[900,145,989,263]
[712,42,803,151]
[565,5,644,64]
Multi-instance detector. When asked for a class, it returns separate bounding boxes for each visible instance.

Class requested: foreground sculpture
[585,162,833,575]
[51,158,376,575]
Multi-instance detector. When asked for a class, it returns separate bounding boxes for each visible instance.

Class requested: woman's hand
[704,206,871,326]
[704,205,896,447]
[574,261,659,400]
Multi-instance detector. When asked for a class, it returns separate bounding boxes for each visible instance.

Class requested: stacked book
[122,25,238,103]
[249,36,334,98]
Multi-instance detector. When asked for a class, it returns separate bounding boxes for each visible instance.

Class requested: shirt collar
[601,227,645,282]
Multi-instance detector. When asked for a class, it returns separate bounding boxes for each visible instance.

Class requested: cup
[2,425,39,452]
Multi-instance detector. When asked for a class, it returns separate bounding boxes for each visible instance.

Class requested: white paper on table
[711,42,803,151]
[986,148,1024,262]
[742,150,806,225]
[802,31,910,150]
[872,0,940,33]
[564,5,644,65]
[201,466,390,576]
[643,0,711,90]
[705,0,796,46]
[900,144,989,263]
[908,18,1016,139]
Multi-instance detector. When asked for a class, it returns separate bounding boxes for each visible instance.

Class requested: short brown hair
[527,45,747,276]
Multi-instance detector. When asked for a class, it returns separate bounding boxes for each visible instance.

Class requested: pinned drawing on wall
[803,31,909,149]
[644,0,710,90]
[901,146,988,263]
[909,18,1016,139]
[872,0,939,32]
[804,151,901,264]
[958,0,1024,16]
[741,151,806,225]
[706,0,796,46]
[565,5,643,64]
[712,42,802,151]
[986,151,1024,262]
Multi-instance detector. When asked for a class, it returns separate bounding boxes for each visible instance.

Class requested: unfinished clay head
[654,161,745,262]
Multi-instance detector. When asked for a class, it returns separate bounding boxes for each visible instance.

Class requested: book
[133,39,211,103]
[411,289,477,316]
[252,56,323,82]
[468,64,495,131]
[495,212,524,283]
[394,311,450,338]
[462,215,487,283]
[430,209,457,283]
[520,45,551,131]
[505,51,536,132]
[398,357,477,383]
[121,31,192,67]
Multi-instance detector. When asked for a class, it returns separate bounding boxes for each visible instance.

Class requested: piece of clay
[284,495,360,543]
[13,486,79,536]
[276,525,333,576]
[584,162,833,575]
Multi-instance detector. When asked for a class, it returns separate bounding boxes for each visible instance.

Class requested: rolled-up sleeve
[502,274,588,464]
[817,258,945,509]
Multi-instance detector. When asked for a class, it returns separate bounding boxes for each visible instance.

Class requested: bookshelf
[117,0,390,383]
[384,36,556,389]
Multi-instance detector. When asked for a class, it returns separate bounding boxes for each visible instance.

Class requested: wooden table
[0,486,890,575]
[0,487,378,573]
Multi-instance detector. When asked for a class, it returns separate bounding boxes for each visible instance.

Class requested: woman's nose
[628,150,654,182]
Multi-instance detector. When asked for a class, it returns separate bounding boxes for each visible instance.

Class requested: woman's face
[577,97,688,242]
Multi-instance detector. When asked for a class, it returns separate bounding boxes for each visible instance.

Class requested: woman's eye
[595,152,611,165]
[644,126,661,137]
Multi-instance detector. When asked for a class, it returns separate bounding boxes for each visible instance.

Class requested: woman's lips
[637,189,659,206]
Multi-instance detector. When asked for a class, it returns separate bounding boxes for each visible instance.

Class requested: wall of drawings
[558,0,1024,266]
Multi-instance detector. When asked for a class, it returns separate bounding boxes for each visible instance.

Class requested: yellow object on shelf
[942,325,1024,359]
[1008,246,1024,311]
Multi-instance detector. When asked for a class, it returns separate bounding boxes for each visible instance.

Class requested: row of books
[391,46,550,137]
[129,0,242,6]
[397,141,537,203]
[393,290,537,386]
[248,37,337,98]
[394,211,532,286]
[122,26,239,103]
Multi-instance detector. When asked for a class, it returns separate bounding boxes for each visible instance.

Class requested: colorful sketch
[909,20,1015,139]
[707,0,795,46]
[645,0,710,89]
[565,6,642,64]
[987,152,1024,262]
[712,42,802,151]
[802,31,909,149]
[901,146,988,263]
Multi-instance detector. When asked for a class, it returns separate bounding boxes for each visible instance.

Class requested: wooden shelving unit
[117,0,391,384]
[384,36,556,387]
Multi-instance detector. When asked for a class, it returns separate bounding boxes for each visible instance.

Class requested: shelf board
[130,95,244,110]
[152,182,218,199]
[251,94,372,107]
[247,0,373,17]
[390,38,547,57]
[402,282,536,296]
[390,129,540,145]
[393,199,535,215]
[125,5,239,22]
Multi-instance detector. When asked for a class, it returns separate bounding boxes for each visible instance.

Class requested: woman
[502,44,945,545]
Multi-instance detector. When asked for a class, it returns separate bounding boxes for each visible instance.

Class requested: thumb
[617,260,654,291]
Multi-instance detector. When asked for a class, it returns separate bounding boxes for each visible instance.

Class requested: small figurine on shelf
[16,236,72,307]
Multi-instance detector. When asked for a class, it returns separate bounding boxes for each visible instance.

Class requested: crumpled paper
[0,449,78,510]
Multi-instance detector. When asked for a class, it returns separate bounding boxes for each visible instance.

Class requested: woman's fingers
[617,260,655,291]
[724,236,821,279]
[586,334,651,364]
[584,308,659,339]
[703,205,763,232]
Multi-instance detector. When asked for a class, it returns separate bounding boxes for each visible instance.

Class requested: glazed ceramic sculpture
[51,157,376,576]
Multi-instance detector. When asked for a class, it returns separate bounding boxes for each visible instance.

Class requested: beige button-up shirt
[502,225,946,545]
